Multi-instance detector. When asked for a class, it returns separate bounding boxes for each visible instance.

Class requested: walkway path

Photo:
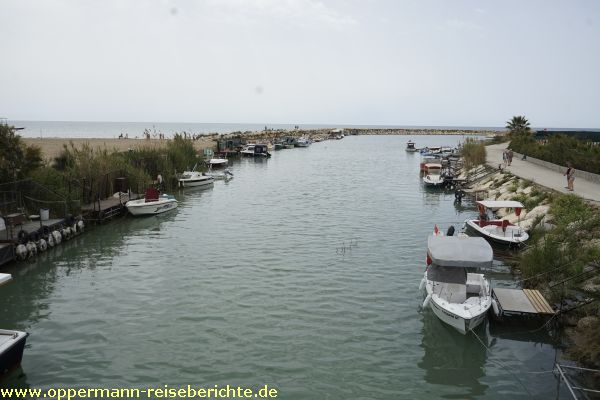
[486,143,600,203]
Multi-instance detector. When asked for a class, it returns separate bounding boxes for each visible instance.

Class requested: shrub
[460,138,486,169]
[551,194,593,227]
[509,134,600,174]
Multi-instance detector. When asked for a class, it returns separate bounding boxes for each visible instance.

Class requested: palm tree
[506,115,531,137]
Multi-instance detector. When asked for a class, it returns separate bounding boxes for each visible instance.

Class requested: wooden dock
[81,193,141,223]
[493,287,554,317]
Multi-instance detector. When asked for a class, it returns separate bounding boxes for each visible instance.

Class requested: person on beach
[508,150,513,166]
[502,149,508,168]
[564,163,575,191]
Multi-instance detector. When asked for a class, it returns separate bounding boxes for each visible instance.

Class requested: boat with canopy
[465,200,529,245]
[420,235,493,334]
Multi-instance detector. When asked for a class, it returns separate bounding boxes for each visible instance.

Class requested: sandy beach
[23,137,217,161]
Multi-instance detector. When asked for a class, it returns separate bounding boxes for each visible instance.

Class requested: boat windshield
[427,266,467,284]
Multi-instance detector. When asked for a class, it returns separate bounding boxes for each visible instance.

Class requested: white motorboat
[0,273,28,375]
[422,163,444,186]
[178,171,215,188]
[126,189,178,216]
[465,200,529,245]
[406,140,418,152]
[208,157,228,168]
[420,235,493,334]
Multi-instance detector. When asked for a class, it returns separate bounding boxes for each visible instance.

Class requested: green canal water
[1,136,566,399]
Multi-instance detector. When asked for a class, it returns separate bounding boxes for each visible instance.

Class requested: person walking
[502,149,508,168]
[564,162,575,191]
[508,149,513,166]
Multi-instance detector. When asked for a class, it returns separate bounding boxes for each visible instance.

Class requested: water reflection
[419,312,489,399]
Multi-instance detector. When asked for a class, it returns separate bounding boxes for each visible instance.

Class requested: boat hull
[465,219,529,245]
[179,178,214,188]
[428,296,486,334]
[0,330,28,375]
[423,273,491,335]
[126,199,178,216]
[423,175,445,186]
[209,159,228,168]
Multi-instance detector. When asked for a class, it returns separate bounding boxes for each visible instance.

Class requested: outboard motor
[454,188,464,204]
[446,225,456,237]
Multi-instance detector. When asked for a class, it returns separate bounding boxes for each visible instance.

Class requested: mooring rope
[470,329,536,397]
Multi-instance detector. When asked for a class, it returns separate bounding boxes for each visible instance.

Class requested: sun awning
[427,236,493,268]
[476,200,524,209]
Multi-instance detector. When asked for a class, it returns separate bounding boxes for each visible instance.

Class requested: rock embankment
[462,166,552,231]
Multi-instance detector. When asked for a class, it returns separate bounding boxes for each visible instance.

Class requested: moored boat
[295,137,311,147]
[126,188,178,216]
[178,171,215,188]
[406,140,418,152]
[420,235,493,334]
[208,157,229,168]
[422,163,444,186]
[465,200,529,245]
[0,273,28,375]
[420,155,441,171]
[241,144,271,157]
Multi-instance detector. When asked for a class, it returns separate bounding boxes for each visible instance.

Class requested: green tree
[505,115,531,137]
[0,124,43,182]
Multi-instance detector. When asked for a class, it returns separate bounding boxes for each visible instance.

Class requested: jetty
[492,287,554,317]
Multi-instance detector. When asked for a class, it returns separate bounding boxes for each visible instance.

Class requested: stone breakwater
[220,127,501,141]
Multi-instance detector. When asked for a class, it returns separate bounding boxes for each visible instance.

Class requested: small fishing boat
[126,188,178,216]
[0,273,28,375]
[420,235,493,334]
[406,140,418,152]
[465,200,529,245]
[420,155,441,171]
[178,171,215,188]
[295,137,311,147]
[241,144,271,157]
[422,163,444,186]
[420,146,442,156]
[208,157,228,168]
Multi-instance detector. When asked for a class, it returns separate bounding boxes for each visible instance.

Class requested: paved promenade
[486,143,600,202]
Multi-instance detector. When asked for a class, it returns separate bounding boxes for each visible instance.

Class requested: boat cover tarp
[427,236,493,268]
[476,200,524,209]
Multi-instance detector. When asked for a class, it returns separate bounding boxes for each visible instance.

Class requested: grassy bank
[2,125,203,216]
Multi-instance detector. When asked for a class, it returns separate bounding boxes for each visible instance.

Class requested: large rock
[505,211,528,224]
[520,218,536,231]
[522,186,533,195]
[526,205,550,221]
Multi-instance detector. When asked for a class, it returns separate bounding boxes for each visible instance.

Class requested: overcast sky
[1,0,599,127]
